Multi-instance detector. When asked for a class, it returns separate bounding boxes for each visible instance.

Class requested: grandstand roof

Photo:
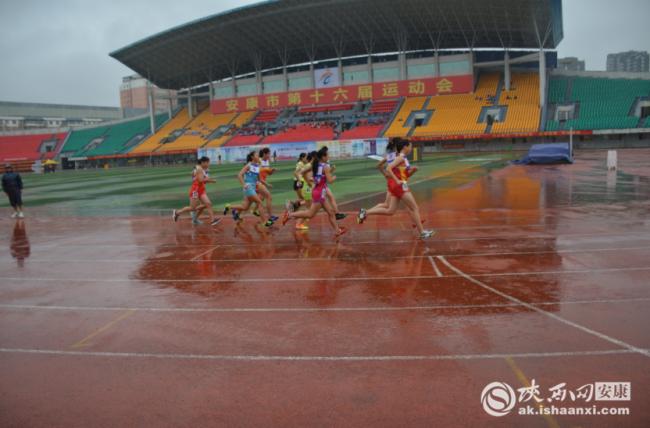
[110,0,564,90]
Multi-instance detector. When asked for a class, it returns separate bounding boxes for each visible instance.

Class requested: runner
[282,146,346,237]
[357,139,434,239]
[226,150,273,228]
[257,147,278,222]
[172,157,220,226]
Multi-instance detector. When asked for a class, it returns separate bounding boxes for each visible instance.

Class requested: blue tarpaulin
[512,143,573,165]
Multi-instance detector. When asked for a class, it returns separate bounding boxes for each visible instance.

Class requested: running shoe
[223,204,230,215]
[192,218,204,225]
[295,223,309,231]
[172,209,179,222]
[253,209,261,217]
[357,208,367,224]
[419,230,436,240]
[210,218,222,226]
[232,209,241,222]
[264,219,274,228]
[335,226,348,237]
[292,201,301,211]
[282,210,290,226]
[11,212,18,219]
[335,212,347,221]
[17,212,24,219]
[270,215,279,222]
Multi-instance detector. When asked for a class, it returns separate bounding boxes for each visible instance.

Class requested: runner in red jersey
[172,156,220,226]
[357,139,434,239]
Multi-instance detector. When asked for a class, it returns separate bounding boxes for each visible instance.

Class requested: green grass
[1,153,515,215]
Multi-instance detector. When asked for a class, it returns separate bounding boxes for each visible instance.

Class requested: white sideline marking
[5,245,650,264]
[1,266,649,284]
[436,256,650,358]
[1,297,648,314]
[0,348,642,362]
[428,256,443,277]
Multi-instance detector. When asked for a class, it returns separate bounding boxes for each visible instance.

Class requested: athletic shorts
[387,179,408,199]
[6,190,22,208]
[243,184,257,198]
[189,188,206,200]
[312,185,327,204]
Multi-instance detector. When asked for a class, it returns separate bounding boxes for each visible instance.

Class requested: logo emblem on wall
[320,70,334,86]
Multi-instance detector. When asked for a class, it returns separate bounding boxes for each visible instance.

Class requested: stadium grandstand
[3,0,650,171]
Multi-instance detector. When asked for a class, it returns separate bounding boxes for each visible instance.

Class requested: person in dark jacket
[2,164,24,218]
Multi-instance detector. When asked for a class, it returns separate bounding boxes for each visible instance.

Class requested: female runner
[282,146,346,237]
[226,151,273,228]
[172,156,220,226]
[356,139,434,239]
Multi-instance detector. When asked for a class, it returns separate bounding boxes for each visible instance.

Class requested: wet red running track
[1,149,650,427]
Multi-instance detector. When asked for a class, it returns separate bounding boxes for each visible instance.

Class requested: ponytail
[246,151,256,163]
[386,138,397,153]
[312,146,328,177]
[395,138,411,154]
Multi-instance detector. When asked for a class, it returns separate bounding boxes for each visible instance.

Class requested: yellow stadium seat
[130,108,191,154]
[492,73,540,134]
[384,97,427,137]
[156,109,236,153]
[203,111,257,148]
[411,73,500,137]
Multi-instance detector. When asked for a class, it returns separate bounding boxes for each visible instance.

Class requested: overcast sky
[0,0,648,107]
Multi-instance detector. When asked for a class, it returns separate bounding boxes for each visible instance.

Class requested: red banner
[211,75,473,114]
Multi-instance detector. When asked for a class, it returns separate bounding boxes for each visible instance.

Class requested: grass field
[0,153,515,215]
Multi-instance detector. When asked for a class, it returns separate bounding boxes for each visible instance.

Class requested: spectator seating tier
[384,97,427,137]
[223,135,263,147]
[491,73,541,134]
[339,124,384,139]
[546,77,650,131]
[0,133,67,162]
[263,124,335,144]
[130,108,189,154]
[156,110,236,152]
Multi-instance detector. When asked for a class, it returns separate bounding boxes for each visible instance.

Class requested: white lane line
[1,297,649,314]
[31,231,650,249]
[5,245,650,264]
[437,256,650,358]
[428,256,443,277]
[0,348,642,362]
[2,266,649,284]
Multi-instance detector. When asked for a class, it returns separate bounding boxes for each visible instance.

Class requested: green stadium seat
[62,114,167,157]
